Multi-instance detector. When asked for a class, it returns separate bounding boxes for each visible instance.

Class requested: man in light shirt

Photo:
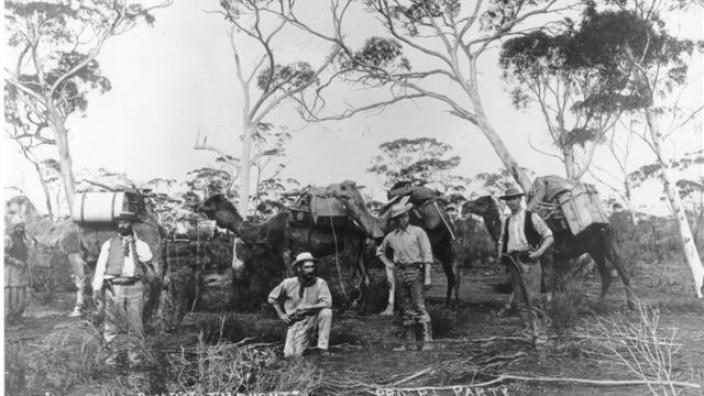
[268,252,333,358]
[376,202,434,352]
[92,213,155,364]
[497,187,553,346]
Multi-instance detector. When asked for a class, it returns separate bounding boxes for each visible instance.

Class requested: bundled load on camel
[527,175,609,236]
[71,190,145,223]
[286,184,355,229]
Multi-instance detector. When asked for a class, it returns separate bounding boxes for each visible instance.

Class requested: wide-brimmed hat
[292,252,319,268]
[388,202,413,219]
[499,187,525,200]
[114,211,137,222]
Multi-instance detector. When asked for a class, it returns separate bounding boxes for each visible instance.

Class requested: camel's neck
[482,212,502,243]
[348,202,389,237]
[217,208,245,233]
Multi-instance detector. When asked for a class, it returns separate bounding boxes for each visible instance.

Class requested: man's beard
[118,227,132,236]
[297,271,316,297]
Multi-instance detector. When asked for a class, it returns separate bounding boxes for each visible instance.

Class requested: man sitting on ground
[268,252,333,358]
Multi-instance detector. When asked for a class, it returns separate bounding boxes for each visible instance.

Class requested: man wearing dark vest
[92,213,155,364]
[497,187,553,346]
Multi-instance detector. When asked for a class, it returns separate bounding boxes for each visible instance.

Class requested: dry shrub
[430,306,457,338]
[167,337,278,394]
[165,336,321,394]
[547,279,589,336]
[580,302,684,396]
[21,321,104,394]
[271,359,323,393]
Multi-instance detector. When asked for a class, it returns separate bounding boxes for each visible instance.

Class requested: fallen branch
[391,367,433,386]
[371,374,702,394]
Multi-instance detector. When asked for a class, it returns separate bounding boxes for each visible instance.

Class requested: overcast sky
[3,0,703,215]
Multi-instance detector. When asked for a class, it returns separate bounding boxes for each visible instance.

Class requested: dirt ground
[5,262,704,395]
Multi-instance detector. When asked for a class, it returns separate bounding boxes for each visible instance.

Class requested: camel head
[196,194,243,233]
[463,195,502,242]
[325,180,367,218]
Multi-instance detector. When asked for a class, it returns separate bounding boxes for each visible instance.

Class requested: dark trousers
[505,254,544,338]
[395,265,430,326]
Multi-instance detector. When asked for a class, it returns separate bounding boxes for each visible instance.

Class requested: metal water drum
[71,191,136,223]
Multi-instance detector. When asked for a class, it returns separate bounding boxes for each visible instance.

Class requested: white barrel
[71,191,135,223]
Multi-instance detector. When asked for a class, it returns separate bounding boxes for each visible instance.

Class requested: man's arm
[91,241,110,292]
[496,218,506,258]
[135,240,157,278]
[416,228,433,286]
[267,281,290,324]
[529,213,554,260]
[376,235,394,269]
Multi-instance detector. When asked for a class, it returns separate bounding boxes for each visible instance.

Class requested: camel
[325,182,465,309]
[196,194,370,310]
[5,195,171,323]
[462,195,636,309]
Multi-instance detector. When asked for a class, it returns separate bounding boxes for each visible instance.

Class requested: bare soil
[6,262,704,395]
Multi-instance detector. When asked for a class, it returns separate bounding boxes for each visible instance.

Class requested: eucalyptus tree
[4,0,170,213]
[270,0,580,193]
[196,0,342,216]
[561,2,703,297]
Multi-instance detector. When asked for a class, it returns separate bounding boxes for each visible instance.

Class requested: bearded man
[268,252,333,358]
[92,213,156,366]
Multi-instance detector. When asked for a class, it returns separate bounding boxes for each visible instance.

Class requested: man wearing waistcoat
[497,187,553,346]
[92,213,155,365]
[377,202,434,352]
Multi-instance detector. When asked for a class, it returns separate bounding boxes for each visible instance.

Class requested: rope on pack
[324,195,348,301]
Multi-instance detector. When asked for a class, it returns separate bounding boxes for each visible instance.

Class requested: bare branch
[194,129,240,166]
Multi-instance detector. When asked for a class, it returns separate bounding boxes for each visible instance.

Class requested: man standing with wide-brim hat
[92,212,157,367]
[268,252,333,358]
[497,186,553,347]
[377,202,434,351]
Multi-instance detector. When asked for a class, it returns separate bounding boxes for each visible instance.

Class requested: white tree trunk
[238,122,253,217]
[48,102,76,216]
[645,109,704,298]
[470,93,533,193]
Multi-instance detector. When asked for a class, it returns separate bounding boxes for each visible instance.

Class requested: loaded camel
[463,195,636,309]
[196,194,370,310]
[326,182,466,309]
[4,194,171,323]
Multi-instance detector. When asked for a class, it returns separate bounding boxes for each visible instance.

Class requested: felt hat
[292,252,319,268]
[114,211,137,222]
[388,202,413,219]
[499,187,525,200]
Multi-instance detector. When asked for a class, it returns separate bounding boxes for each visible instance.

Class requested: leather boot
[419,322,434,351]
[393,326,416,352]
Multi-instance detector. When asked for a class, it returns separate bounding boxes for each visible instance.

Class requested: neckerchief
[297,275,316,298]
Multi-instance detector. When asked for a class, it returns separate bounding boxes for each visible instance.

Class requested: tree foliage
[367,137,461,188]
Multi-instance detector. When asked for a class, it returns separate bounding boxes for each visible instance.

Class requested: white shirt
[502,209,552,252]
[91,235,153,291]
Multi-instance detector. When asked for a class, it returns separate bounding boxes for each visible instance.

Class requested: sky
[3,0,703,216]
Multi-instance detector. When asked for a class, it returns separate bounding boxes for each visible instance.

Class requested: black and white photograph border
[3,0,704,395]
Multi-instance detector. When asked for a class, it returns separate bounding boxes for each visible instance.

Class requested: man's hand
[424,276,432,290]
[278,312,291,324]
[528,251,541,261]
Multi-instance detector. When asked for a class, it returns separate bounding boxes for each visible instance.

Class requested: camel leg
[67,253,87,317]
[380,262,395,316]
[454,263,462,308]
[592,251,612,303]
[442,258,456,308]
[604,238,636,310]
